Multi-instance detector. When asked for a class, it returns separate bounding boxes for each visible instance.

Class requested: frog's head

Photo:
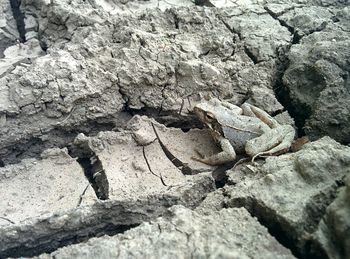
[193,98,243,129]
[193,98,234,129]
[193,102,217,129]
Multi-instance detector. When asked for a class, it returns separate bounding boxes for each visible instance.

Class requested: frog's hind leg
[191,137,236,165]
[241,103,279,129]
[245,125,295,161]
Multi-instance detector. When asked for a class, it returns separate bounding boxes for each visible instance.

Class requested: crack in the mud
[272,47,308,137]
[0,194,192,258]
[243,46,258,64]
[74,151,109,200]
[0,223,139,258]
[228,196,302,259]
[142,146,167,186]
[218,17,242,40]
[0,159,4,167]
[0,216,15,224]
[0,119,118,166]
[9,0,26,42]
[77,183,91,207]
[227,179,345,259]
[194,0,215,7]
[264,6,300,44]
[260,7,308,136]
[151,123,202,176]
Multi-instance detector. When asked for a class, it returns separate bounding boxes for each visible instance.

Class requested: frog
[192,98,296,165]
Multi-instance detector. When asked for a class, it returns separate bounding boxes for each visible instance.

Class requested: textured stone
[36,206,295,259]
[225,137,350,257]
[1,0,296,162]
[282,5,350,143]
[1,0,349,258]
[0,148,96,227]
[73,116,216,201]
[311,174,350,259]
[0,0,19,57]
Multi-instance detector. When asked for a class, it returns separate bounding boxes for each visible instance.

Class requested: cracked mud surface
[0,0,349,258]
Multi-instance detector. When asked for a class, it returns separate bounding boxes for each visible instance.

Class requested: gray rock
[0,117,216,257]
[311,174,350,259]
[225,136,350,257]
[73,116,216,201]
[0,148,96,227]
[1,192,216,258]
[282,6,350,143]
[0,0,19,57]
[1,0,349,258]
[1,1,297,162]
[36,206,296,259]
[0,195,181,258]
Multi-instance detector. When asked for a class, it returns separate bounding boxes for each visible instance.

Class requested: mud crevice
[0,119,118,166]
[77,184,91,207]
[228,196,303,259]
[194,0,215,7]
[151,123,203,176]
[9,0,26,42]
[127,107,202,130]
[0,216,15,224]
[272,58,306,136]
[264,6,300,44]
[243,46,259,64]
[261,6,307,136]
[272,44,311,136]
[0,196,184,258]
[142,146,167,186]
[0,223,138,258]
[218,16,242,40]
[70,143,109,200]
[227,179,344,259]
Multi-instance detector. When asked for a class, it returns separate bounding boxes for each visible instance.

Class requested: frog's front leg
[191,136,236,165]
[245,125,295,160]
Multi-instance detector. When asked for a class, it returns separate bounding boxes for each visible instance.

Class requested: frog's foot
[246,125,296,160]
[232,157,250,170]
[251,145,292,162]
[193,147,207,159]
[191,137,236,166]
[191,152,235,166]
[191,155,210,164]
[251,153,269,163]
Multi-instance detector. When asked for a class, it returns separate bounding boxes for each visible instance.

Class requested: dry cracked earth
[0,0,349,258]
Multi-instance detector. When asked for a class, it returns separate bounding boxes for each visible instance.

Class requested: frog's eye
[205,112,214,121]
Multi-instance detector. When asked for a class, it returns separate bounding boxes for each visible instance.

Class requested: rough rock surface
[72,116,216,201]
[36,206,296,259]
[279,4,350,143]
[0,0,349,258]
[0,116,215,258]
[0,0,19,57]
[0,0,295,162]
[225,137,350,258]
[311,174,350,259]
[0,148,96,226]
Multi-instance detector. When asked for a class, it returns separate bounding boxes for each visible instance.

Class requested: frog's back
[220,116,265,154]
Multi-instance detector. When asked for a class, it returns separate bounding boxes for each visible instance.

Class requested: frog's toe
[191,155,209,164]
[193,148,206,158]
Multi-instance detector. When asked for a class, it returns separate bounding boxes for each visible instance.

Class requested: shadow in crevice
[230,197,303,259]
[228,179,344,259]
[1,119,117,167]
[70,145,109,200]
[0,223,138,258]
[9,0,26,42]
